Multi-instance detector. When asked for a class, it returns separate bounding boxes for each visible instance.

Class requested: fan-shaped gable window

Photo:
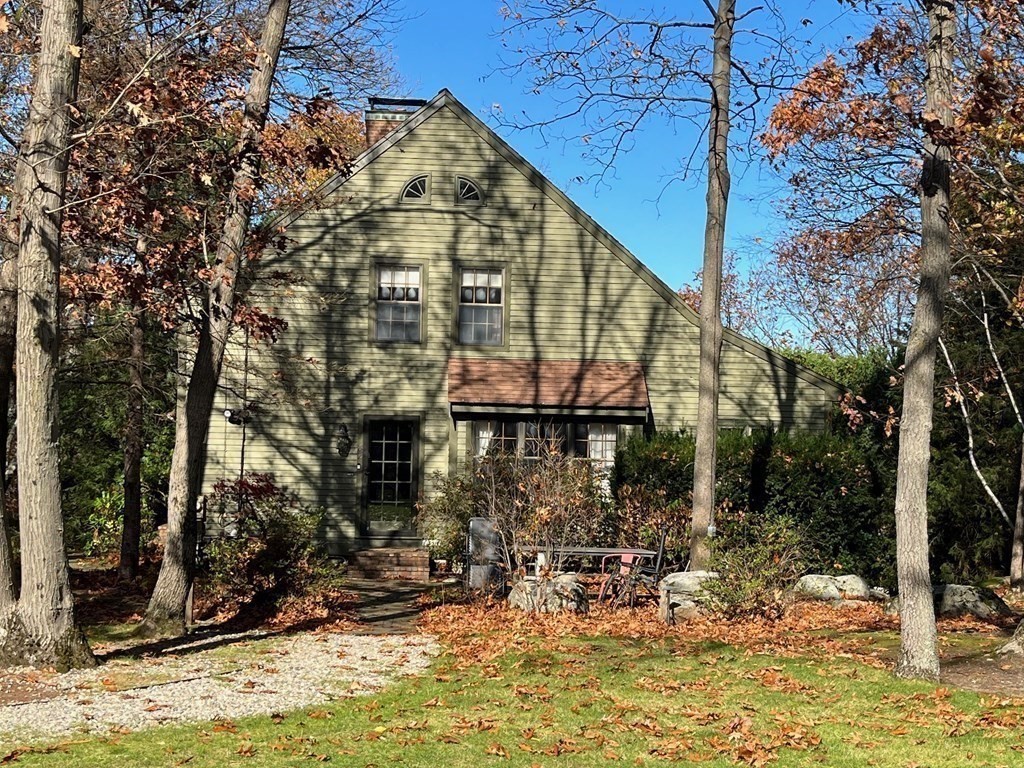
[400,175,429,203]
[455,176,483,205]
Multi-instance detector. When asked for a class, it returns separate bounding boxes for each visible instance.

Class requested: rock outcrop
[658,571,719,623]
[508,574,588,614]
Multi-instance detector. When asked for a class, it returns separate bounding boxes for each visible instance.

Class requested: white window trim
[471,420,618,466]
[458,267,504,346]
[375,264,422,343]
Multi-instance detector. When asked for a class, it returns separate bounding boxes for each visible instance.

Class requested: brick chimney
[365,97,427,149]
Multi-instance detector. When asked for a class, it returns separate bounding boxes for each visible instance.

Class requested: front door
[364,419,419,537]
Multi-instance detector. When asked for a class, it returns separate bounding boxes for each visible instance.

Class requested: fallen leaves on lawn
[268,733,331,761]
[702,714,823,767]
[422,601,899,668]
[1,740,89,765]
[195,587,362,634]
[424,598,1015,675]
[747,667,815,696]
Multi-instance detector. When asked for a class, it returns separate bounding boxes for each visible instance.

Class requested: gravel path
[0,629,438,744]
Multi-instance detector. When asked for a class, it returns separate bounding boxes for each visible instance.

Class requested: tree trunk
[0,0,93,670]
[689,0,734,572]
[1002,618,1024,655]
[0,108,23,615]
[1010,432,1024,590]
[140,0,292,637]
[119,310,145,582]
[0,253,16,613]
[892,0,954,682]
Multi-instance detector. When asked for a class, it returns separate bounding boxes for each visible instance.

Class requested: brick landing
[348,548,430,582]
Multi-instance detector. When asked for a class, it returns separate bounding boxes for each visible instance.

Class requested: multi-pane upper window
[400,175,429,202]
[455,176,483,204]
[458,268,503,345]
[376,266,421,342]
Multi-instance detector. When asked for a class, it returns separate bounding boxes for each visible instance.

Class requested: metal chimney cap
[368,97,428,111]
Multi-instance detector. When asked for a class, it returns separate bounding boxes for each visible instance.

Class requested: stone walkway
[344,578,436,634]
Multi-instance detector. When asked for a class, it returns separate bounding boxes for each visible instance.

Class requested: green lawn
[7,622,1024,767]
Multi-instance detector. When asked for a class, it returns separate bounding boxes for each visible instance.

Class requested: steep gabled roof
[276,89,843,398]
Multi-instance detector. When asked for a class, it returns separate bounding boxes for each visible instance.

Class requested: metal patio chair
[599,530,668,609]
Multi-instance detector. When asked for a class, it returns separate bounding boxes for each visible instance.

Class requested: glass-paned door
[365,419,418,533]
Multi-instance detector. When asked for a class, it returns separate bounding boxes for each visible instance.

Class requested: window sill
[372,339,424,347]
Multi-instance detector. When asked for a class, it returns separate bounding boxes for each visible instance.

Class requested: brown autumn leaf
[236,742,256,757]
[485,742,510,759]
[212,719,238,733]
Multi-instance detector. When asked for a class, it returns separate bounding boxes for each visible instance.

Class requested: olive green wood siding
[201,100,835,553]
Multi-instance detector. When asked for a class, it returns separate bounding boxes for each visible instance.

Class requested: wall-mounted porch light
[336,423,353,458]
[223,407,254,425]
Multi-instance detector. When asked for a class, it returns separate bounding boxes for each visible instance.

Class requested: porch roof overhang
[447,358,651,423]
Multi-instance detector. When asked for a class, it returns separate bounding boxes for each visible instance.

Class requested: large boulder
[886,584,1014,620]
[659,571,719,624]
[794,575,842,603]
[794,574,874,603]
[934,584,1013,620]
[508,574,588,614]
[834,575,872,601]
[869,586,891,602]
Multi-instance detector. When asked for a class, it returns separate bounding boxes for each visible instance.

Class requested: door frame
[359,412,424,532]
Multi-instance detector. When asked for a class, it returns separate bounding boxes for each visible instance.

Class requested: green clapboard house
[200,89,841,555]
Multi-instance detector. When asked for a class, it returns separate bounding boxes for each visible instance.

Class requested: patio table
[526,545,657,570]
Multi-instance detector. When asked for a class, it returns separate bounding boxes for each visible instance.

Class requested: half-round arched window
[455,175,483,205]
[401,174,429,203]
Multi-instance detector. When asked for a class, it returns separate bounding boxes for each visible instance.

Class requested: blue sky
[388,1,865,290]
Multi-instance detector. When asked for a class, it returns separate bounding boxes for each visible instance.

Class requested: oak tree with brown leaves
[765,0,1024,678]
[0,0,398,648]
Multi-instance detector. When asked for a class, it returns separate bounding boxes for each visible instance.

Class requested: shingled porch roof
[447,358,650,422]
